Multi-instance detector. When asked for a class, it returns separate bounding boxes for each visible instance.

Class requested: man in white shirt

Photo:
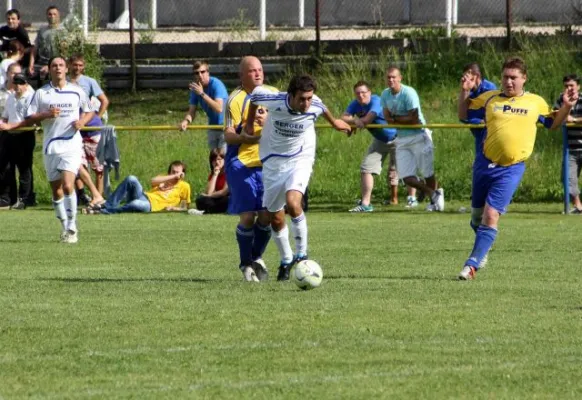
[0,73,35,209]
[7,56,94,243]
[245,74,351,280]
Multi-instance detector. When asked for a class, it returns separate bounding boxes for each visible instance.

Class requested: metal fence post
[260,0,266,40]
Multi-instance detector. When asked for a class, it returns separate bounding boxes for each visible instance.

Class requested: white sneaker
[242,265,259,282]
[62,230,78,244]
[405,196,419,208]
[187,209,205,216]
[431,188,445,212]
[60,230,68,242]
[425,203,435,212]
[252,258,269,281]
[458,265,476,280]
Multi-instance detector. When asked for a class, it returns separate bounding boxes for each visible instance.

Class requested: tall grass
[27,37,579,204]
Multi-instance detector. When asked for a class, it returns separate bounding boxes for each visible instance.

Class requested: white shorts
[262,159,313,212]
[43,152,82,182]
[395,130,434,179]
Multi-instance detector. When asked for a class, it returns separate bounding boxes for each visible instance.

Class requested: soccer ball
[292,260,323,290]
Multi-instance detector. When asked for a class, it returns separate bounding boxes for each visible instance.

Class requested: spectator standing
[0,9,33,69]
[381,66,444,211]
[0,41,24,89]
[179,60,229,152]
[29,6,65,80]
[342,80,404,212]
[553,74,582,213]
[68,54,110,197]
[0,73,35,209]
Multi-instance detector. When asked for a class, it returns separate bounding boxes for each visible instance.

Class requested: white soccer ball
[292,260,323,290]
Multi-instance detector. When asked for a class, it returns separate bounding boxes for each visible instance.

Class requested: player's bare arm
[72,111,95,130]
[322,109,351,134]
[151,172,183,187]
[389,108,420,125]
[458,74,475,120]
[179,105,197,131]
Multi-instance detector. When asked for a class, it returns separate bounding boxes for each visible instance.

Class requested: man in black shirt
[0,9,33,70]
[554,74,582,213]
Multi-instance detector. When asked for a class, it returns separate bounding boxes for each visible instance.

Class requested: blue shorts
[472,154,525,214]
[226,157,265,214]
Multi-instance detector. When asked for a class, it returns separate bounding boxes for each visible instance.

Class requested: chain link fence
[6,0,582,45]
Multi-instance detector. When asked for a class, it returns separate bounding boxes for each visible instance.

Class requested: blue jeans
[103,175,151,213]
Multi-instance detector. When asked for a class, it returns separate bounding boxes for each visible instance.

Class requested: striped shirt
[554,95,582,152]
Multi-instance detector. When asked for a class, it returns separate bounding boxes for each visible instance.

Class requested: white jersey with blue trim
[26,82,92,155]
[250,86,327,165]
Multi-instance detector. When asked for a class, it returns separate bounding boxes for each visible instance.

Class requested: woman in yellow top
[84,160,191,214]
[457,57,577,280]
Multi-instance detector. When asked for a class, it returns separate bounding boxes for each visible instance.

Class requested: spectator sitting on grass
[194,149,229,214]
[84,161,191,214]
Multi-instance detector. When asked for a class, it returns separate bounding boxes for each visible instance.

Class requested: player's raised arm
[322,108,351,134]
[458,73,475,121]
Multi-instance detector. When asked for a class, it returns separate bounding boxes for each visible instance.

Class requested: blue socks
[465,225,497,269]
[236,224,254,268]
[252,223,272,261]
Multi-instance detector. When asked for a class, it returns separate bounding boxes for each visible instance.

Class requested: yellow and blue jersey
[224,85,278,168]
[469,90,553,166]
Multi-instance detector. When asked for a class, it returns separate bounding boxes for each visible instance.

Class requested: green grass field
[1,204,581,398]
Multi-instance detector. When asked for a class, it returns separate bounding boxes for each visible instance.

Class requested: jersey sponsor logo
[273,120,305,137]
[493,104,529,115]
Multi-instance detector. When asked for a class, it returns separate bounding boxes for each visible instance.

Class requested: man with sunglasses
[179,60,228,152]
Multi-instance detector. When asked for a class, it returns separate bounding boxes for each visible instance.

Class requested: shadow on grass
[325,274,448,281]
[38,277,219,283]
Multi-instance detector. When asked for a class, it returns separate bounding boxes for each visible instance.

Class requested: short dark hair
[7,40,24,56]
[353,80,370,91]
[6,9,20,19]
[192,60,208,71]
[167,160,187,174]
[208,148,225,171]
[48,56,66,68]
[287,74,317,96]
[47,5,59,13]
[69,54,85,64]
[502,57,527,75]
[563,74,580,84]
[463,62,482,77]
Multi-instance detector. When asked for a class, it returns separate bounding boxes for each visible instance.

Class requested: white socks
[290,213,308,256]
[53,198,67,230]
[63,194,78,232]
[273,225,294,264]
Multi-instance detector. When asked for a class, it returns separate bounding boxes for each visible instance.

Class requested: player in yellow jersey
[457,57,578,280]
[224,56,277,282]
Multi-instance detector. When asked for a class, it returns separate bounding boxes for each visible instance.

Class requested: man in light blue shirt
[179,60,228,151]
[381,66,444,211]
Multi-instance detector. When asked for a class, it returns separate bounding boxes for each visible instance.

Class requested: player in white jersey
[21,56,93,243]
[246,74,351,280]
